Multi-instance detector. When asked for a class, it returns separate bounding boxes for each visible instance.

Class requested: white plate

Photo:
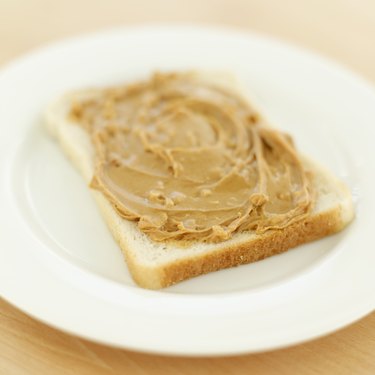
[0,25,374,356]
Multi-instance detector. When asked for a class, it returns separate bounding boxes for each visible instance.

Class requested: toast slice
[45,73,354,289]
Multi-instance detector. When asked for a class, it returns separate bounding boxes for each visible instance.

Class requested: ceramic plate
[0,25,374,356]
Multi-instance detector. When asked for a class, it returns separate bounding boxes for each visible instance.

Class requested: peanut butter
[70,72,313,243]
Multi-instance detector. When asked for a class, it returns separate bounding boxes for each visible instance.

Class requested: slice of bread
[45,73,354,289]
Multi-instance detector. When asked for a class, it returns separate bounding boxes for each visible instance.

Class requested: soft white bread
[45,73,354,289]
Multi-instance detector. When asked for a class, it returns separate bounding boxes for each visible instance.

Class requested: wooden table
[1,1,374,374]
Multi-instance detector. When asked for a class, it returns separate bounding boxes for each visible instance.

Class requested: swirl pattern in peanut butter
[70,72,313,243]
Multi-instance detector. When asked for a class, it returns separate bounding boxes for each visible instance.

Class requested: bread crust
[93,189,348,289]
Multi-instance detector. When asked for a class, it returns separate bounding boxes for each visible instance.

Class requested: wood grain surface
[0,0,374,374]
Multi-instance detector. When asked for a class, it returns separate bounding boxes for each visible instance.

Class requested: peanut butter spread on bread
[70,72,313,243]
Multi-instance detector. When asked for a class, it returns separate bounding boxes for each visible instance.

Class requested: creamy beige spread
[70,72,313,243]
